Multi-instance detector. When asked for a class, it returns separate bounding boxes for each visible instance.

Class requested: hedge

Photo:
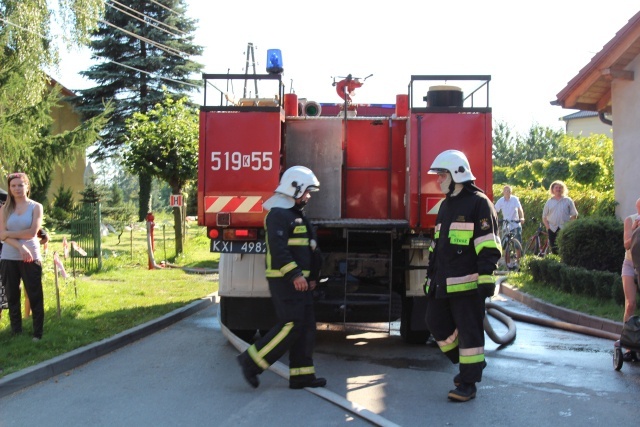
[525,256,623,305]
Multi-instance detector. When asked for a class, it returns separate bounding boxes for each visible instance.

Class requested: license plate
[210,240,267,254]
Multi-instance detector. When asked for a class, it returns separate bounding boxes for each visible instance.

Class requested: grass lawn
[0,216,219,378]
[504,269,628,323]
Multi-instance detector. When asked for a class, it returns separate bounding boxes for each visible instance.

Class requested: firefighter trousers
[425,293,486,384]
[244,279,317,379]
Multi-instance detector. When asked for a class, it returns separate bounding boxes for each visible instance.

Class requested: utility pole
[243,42,259,98]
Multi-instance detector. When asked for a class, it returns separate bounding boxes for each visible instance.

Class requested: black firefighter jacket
[425,186,501,298]
[264,206,320,283]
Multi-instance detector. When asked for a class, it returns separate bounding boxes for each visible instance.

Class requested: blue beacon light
[266,49,283,74]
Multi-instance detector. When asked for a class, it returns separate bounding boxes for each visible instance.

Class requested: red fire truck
[198,68,492,343]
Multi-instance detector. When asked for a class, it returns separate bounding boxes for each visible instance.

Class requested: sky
[50,0,640,136]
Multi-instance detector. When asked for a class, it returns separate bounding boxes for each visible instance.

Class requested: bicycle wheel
[504,239,523,270]
[525,236,540,256]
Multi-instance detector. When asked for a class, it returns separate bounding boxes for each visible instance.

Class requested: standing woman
[621,198,640,361]
[0,173,44,341]
[542,180,578,255]
[0,188,7,321]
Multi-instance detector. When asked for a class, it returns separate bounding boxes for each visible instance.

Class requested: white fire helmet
[263,166,320,210]
[275,166,320,198]
[428,149,476,183]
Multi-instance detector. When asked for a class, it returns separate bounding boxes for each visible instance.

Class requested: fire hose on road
[483,276,620,345]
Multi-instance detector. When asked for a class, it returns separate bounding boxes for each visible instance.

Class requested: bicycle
[524,220,549,257]
[499,219,523,271]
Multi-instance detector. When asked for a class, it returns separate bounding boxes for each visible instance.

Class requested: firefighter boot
[453,361,487,386]
[237,352,261,389]
[448,383,477,402]
[289,374,327,390]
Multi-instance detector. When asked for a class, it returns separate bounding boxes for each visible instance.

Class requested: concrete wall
[47,96,86,206]
[566,116,612,137]
[612,54,640,218]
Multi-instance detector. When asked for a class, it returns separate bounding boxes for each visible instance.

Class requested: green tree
[492,121,518,167]
[110,183,124,206]
[571,157,603,186]
[0,0,103,108]
[559,133,613,191]
[493,123,564,167]
[518,125,564,163]
[48,185,75,230]
[544,158,571,187]
[0,0,107,193]
[102,182,136,235]
[123,93,198,255]
[74,0,203,221]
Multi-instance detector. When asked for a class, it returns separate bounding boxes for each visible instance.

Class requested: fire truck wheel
[400,297,430,345]
[401,326,430,345]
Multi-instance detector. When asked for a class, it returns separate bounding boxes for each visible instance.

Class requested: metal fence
[70,202,103,271]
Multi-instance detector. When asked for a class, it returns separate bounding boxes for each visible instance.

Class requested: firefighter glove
[423,278,431,296]
[478,282,496,300]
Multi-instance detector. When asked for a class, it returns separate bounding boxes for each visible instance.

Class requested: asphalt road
[1,295,639,426]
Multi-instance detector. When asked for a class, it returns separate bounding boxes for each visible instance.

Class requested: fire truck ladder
[342,228,394,333]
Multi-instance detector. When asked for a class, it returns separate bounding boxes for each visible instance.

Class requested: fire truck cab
[198,66,492,343]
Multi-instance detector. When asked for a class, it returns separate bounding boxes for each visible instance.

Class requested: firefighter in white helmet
[424,149,501,402]
[237,165,326,390]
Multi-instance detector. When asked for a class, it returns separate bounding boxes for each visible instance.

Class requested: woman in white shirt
[542,180,578,255]
[0,172,44,341]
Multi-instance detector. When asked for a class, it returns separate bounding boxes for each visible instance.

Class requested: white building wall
[566,117,612,137]
[612,54,640,218]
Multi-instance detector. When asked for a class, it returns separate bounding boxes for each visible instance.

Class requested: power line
[0,11,202,90]
[109,60,201,88]
[149,0,180,16]
[105,2,181,39]
[73,5,193,60]
[99,18,189,58]
[106,0,186,37]
[0,16,48,40]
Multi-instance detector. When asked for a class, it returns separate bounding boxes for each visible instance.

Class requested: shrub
[544,158,571,187]
[592,270,616,300]
[493,166,510,186]
[511,163,538,188]
[559,266,574,293]
[612,275,625,306]
[522,255,622,305]
[571,267,597,296]
[571,157,603,185]
[526,256,543,282]
[547,261,563,289]
[531,159,546,177]
[558,217,623,273]
[47,186,75,230]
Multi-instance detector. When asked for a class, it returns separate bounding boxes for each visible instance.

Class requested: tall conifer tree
[75,0,203,219]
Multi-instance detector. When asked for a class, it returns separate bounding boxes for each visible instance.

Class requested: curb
[0,294,216,399]
[499,281,623,336]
